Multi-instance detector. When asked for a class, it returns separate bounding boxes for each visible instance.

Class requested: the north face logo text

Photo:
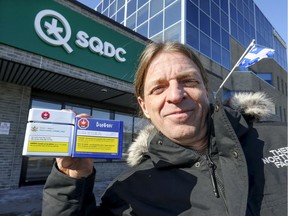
[262,147,288,168]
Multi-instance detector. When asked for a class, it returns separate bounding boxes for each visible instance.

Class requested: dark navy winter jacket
[42,93,287,215]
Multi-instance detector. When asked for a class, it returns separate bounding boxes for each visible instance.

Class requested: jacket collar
[147,132,201,168]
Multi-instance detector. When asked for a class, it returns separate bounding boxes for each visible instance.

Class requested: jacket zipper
[206,155,220,198]
[206,154,229,216]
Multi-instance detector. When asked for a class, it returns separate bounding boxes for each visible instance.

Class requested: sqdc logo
[34,9,73,53]
[34,9,127,62]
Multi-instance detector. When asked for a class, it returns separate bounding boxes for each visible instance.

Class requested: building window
[109,1,116,16]
[103,0,109,9]
[221,29,229,50]
[165,0,176,7]
[237,12,244,30]
[164,0,181,28]
[200,0,210,15]
[186,22,199,50]
[230,3,237,22]
[211,20,221,43]
[164,22,181,41]
[92,108,110,119]
[211,1,220,24]
[187,0,199,27]
[31,100,61,110]
[127,13,136,30]
[223,89,234,101]
[200,31,211,57]
[212,40,221,64]
[221,0,229,14]
[138,0,147,9]
[230,20,237,38]
[254,72,273,85]
[127,0,137,17]
[65,104,91,115]
[96,2,102,12]
[150,32,163,42]
[221,47,230,69]
[116,7,125,23]
[150,0,163,17]
[117,0,125,10]
[103,9,109,16]
[190,0,199,6]
[200,11,210,36]
[137,22,148,37]
[212,0,220,6]
[133,117,150,139]
[115,112,133,153]
[137,4,148,25]
[220,11,229,32]
[149,12,163,37]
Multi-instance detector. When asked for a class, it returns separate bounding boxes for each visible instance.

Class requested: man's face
[138,51,209,146]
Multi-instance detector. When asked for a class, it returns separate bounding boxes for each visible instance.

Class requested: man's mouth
[164,109,193,117]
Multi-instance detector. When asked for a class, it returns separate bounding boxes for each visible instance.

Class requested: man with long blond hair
[43,41,287,216]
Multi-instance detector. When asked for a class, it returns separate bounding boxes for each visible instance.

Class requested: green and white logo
[34,9,127,62]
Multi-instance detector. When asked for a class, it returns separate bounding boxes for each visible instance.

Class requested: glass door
[20,100,61,185]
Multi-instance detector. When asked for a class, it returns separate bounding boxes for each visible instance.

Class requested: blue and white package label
[72,118,123,158]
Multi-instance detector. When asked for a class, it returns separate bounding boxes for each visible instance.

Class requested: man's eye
[150,86,165,95]
[182,79,198,86]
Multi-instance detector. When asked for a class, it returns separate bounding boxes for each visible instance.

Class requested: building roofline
[273,30,287,49]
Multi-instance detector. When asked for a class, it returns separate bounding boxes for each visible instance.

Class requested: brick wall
[0,81,31,189]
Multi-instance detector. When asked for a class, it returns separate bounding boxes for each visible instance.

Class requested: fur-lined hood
[127,92,274,167]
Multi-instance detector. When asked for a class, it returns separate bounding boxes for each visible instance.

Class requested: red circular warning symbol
[41,111,50,120]
[78,118,89,129]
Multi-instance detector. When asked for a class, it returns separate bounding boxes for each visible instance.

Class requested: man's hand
[56,157,94,179]
[55,112,94,179]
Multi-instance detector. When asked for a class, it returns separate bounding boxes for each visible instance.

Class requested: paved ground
[0,181,110,216]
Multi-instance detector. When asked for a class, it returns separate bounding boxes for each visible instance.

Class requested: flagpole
[213,39,256,99]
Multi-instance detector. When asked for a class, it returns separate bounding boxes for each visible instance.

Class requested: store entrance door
[20,100,62,185]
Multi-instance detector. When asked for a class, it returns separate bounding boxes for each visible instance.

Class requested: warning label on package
[75,136,118,153]
[27,136,69,152]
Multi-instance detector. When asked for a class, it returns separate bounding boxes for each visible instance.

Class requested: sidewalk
[0,181,110,216]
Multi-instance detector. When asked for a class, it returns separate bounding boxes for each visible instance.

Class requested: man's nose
[166,81,185,103]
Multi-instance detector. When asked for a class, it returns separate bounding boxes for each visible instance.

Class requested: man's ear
[137,96,150,119]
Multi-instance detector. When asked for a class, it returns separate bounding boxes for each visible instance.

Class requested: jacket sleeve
[241,123,288,216]
[42,163,97,216]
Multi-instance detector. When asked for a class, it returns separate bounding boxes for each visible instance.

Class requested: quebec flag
[238,45,275,67]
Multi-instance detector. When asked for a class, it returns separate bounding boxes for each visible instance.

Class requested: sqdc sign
[34,9,127,62]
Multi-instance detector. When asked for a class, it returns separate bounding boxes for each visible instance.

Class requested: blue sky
[77,0,287,43]
[77,0,100,9]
